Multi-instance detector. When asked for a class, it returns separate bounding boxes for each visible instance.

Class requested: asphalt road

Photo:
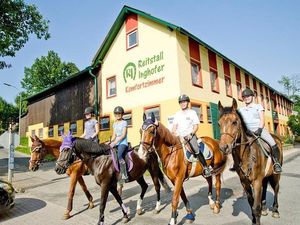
[0,147,299,225]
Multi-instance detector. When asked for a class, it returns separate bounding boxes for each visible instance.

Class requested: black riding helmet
[114,106,124,114]
[84,106,94,115]
[178,94,190,103]
[242,88,254,97]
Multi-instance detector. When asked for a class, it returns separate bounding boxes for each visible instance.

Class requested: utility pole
[8,122,15,183]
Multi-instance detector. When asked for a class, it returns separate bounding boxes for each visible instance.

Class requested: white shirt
[173,109,199,137]
[238,103,264,131]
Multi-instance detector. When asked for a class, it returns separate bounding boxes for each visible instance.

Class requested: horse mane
[74,138,110,155]
[221,106,248,133]
[157,122,181,146]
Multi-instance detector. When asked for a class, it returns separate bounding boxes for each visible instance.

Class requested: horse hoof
[122,216,130,223]
[213,206,220,214]
[272,212,280,218]
[261,209,268,216]
[63,213,71,220]
[153,209,160,214]
[88,202,94,209]
[136,208,144,215]
[185,213,195,223]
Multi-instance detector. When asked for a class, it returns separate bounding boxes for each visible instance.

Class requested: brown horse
[29,135,93,219]
[218,99,282,225]
[55,132,171,225]
[140,113,227,225]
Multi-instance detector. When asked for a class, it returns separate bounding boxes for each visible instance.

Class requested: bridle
[140,123,158,152]
[29,143,46,165]
[55,146,77,171]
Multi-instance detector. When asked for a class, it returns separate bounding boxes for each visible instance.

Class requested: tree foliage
[0,96,18,134]
[0,0,50,69]
[21,50,80,95]
[278,74,300,96]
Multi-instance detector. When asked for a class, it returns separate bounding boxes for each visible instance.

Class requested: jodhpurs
[117,144,128,162]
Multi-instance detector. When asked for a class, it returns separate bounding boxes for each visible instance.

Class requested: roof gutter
[88,66,99,119]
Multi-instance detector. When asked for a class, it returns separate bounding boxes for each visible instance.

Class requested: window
[237,82,242,100]
[58,125,64,136]
[266,97,270,110]
[48,127,54,137]
[210,70,219,92]
[107,76,116,98]
[225,76,232,96]
[260,94,265,108]
[38,128,43,138]
[207,106,212,123]
[70,122,77,134]
[254,91,258,103]
[99,116,110,131]
[123,112,132,127]
[191,61,202,87]
[245,73,250,88]
[144,106,160,121]
[31,130,35,137]
[127,29,138,49]
[191,104,203,123]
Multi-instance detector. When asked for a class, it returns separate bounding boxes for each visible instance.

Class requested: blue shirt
[113,120,128,146]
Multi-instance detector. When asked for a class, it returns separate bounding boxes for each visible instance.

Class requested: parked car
[0,179,15,213]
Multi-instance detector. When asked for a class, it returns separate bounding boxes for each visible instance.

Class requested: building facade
[23,6,293,146]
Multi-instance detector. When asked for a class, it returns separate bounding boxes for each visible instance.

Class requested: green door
[210,102,220,140]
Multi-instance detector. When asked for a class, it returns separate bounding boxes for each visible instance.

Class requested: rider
[110,106,129,183]
[239,88,282,174]
[80,106,99,143]
[172,94,212,177]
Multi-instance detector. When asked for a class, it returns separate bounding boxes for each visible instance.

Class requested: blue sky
[1,0,299,104]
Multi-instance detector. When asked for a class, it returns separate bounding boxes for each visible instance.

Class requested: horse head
[218,98,244,154]
[140,113,158,153]
[29,135,46,171]
[55,131,77,175]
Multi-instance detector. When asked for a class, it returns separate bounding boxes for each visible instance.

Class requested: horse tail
[157,165,171,192]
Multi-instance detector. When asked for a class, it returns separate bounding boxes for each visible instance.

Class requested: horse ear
[232,98,238,111]
[68,130,72,137]
[143,113,147,121]
[218,101,224,116]
[61,132,65,138]
[151,112,155,123]
[30,136,35,142]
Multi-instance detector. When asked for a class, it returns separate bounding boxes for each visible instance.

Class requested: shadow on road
[0,197,46,222]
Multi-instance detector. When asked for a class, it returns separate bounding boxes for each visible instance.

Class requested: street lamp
[3,83,22,138]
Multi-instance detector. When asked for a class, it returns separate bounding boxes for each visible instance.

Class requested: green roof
[92,5,292,102]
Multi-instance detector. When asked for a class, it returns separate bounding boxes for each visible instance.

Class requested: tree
[278,74,300,97]
[0,96,18,134]
[21,50,80,95]
[0,0,50,69]
[287,114,300,136]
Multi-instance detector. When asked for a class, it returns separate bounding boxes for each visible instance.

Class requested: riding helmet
[84,106,94,115]
[178,94,190,103]
[242,88,254,97]
[114,106,124,114]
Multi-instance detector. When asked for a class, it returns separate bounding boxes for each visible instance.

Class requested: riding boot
[271,145,282,174]
[196,152,212,177]
[119,160,129,183]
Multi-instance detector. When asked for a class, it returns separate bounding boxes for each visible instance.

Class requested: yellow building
[24,6,293,145]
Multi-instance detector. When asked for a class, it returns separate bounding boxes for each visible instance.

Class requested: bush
[282,135,294,145]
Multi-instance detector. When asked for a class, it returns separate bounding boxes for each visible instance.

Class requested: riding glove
[254,128,263,136]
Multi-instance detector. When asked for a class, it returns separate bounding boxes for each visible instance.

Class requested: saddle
[110,147,134,173]
[182,138,213,163]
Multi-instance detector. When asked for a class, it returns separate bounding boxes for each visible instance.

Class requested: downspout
[88,66,99,119]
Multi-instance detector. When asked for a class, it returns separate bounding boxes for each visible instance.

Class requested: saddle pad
[184,140,213,163]
[110,148,133,172]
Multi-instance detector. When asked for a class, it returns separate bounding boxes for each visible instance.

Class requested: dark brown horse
[55,132,170,225]
[140,114,227,225]
[218,99,282,225]
[29,135,93,219]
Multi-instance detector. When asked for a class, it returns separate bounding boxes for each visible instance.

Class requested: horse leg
[241,180,255,223]
[252,179,263,225]
[180,188,195,223]
[214,173,221,214]
[148,166,162,214]
[109,183,130,223]
[169,178,184,225]
[77,176,94,209]
[269,175,280,218]
[63,174,77,220]
[205,175,215,210]
[261,177,268,216]
[135,176,148,215]
[97,184,109,225]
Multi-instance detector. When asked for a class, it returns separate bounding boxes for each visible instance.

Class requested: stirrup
[203,166,212,178]
[273,162,282,174]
